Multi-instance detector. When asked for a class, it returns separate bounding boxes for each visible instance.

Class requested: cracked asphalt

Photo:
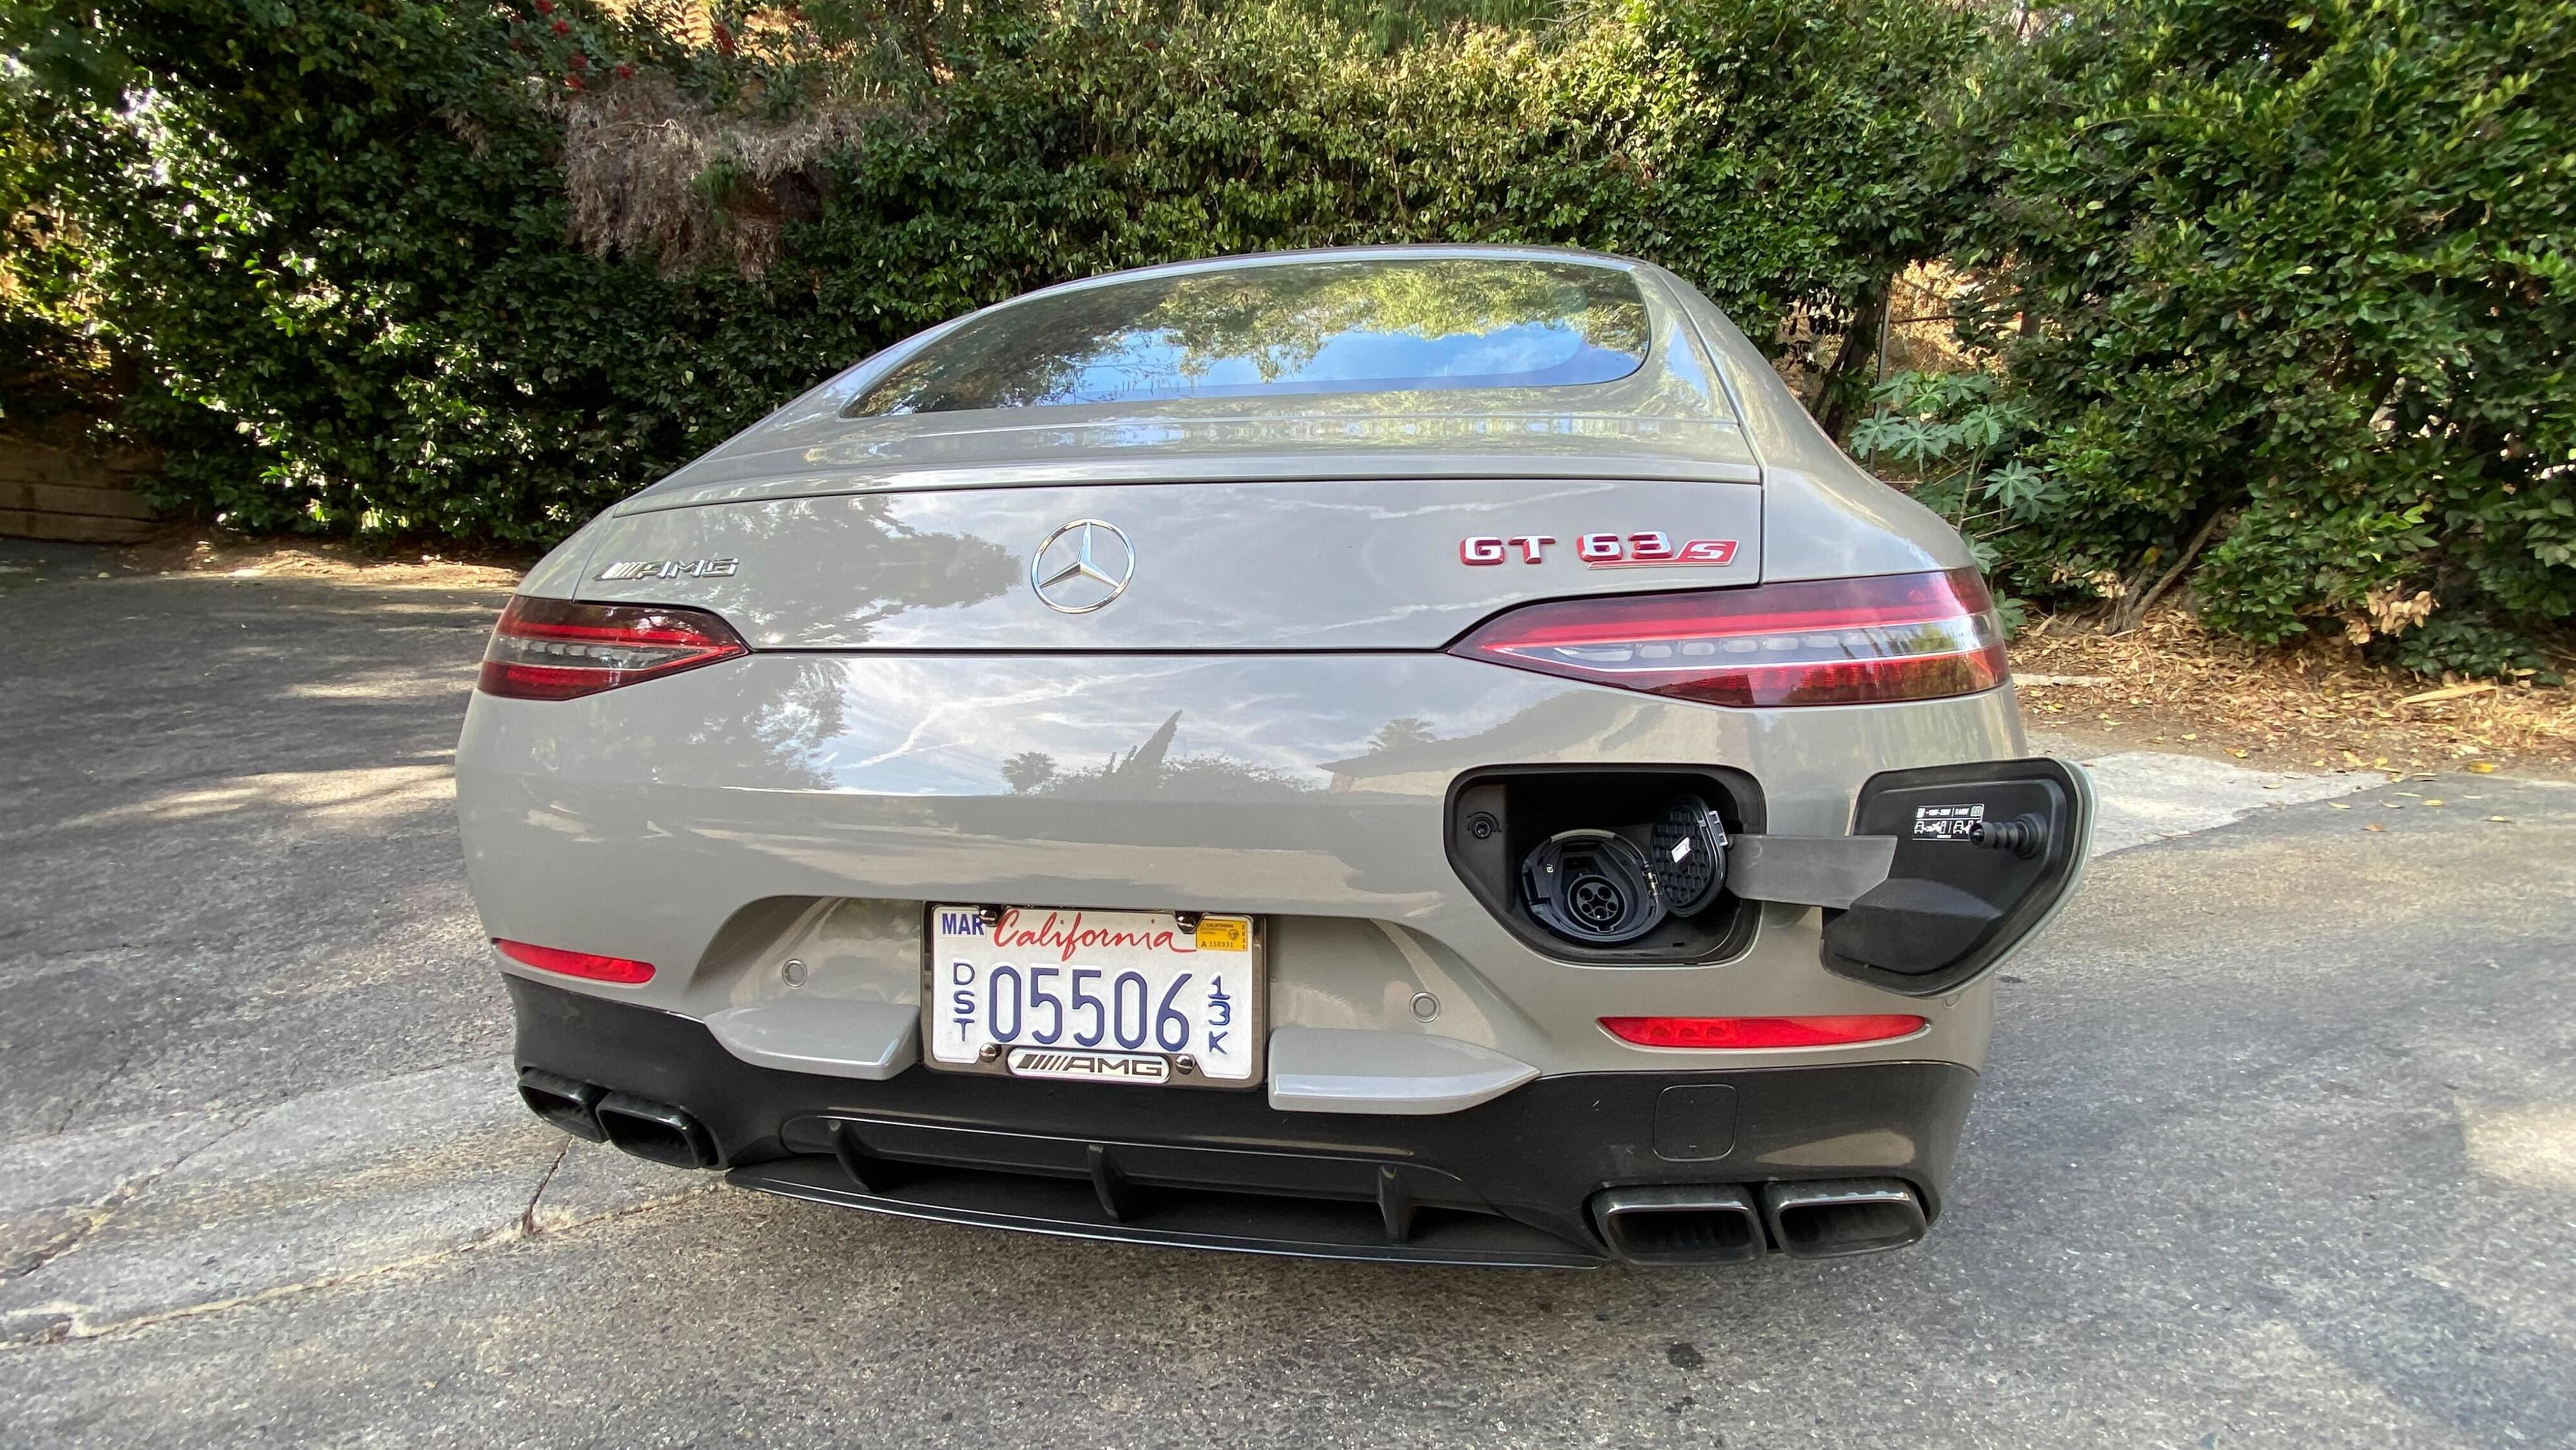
[3,540,2572,1448]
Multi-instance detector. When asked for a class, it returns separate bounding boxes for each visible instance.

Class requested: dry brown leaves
[2011,607,2576,777]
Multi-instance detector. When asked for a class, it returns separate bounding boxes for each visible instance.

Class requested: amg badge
[1004,1048,1172,1084]
[595,557,740,581]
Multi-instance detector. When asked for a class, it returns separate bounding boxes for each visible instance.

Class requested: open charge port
[1445,767,1763,964]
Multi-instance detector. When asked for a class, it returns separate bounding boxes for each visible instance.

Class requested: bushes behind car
[6,0,2570,670]
[1944,0,2575,674]
[3,0,1975,547]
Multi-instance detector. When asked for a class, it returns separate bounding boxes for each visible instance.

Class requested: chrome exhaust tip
[1759,1178,1926,1258]
[1591,1185,1766,1265]
[593,1091,719,1169]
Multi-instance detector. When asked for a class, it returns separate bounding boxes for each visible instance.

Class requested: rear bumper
[510,974,1979,1267]
[459,652,2024,1078]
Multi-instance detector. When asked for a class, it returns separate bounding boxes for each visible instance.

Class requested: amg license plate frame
[922,906,1266,1089]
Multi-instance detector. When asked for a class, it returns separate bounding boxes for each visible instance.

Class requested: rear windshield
[851,256,1652,416]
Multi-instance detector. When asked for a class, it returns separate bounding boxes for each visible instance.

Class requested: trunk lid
[572,477,1764,651]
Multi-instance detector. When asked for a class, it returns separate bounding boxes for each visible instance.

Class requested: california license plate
[925,907,1264,1088]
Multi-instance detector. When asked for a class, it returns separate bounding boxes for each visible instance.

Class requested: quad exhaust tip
[1759,1178,1926,1259]
[516,1067,718,1169]
[593,1092,720,1169]
[1593,1178,1928,1264]
[1592,1185,1766,1265]
[517,1067,606,1143]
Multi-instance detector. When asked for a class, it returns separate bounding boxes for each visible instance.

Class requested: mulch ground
[120,526,530,589]
[2011,608,2576,778]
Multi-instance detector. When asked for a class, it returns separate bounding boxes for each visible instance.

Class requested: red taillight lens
[477,595,748,701]
[1599,1015,1928,1049]
[493,939,656,985]
[1447,568,2007,706]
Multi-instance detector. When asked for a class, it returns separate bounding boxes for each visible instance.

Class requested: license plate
[924,907,1264,1088]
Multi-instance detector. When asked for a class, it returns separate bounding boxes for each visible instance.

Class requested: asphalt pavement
[2,543,2571,1449]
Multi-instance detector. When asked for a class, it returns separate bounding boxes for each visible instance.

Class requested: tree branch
[2111,510,2226,635]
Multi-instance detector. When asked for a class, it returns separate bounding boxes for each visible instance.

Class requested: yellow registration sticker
[1194,917,1250,953]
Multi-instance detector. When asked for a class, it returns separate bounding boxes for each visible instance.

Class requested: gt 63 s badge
[1459,533,1738,568]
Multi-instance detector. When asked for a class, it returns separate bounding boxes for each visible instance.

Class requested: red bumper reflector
[1599,1014,1928,1049]
[494,939,656,985]
[477,595,748,701]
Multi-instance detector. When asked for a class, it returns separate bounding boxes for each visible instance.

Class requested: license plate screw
[1172,910,1202,932]
[977,905,1005,928]
[977,1043,1001,1062]
[1174,1054,1198,1075]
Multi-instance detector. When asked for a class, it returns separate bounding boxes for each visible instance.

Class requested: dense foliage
[1945,0,2576,672]
[0,0,1975,543]
[4,0,2570,669]
[0,50,119,427]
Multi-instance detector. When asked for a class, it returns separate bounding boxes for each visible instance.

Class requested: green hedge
[6,0,1977,545]
[0,49,120,428]
[10,0,2570,671]
[1947,0,2575,673]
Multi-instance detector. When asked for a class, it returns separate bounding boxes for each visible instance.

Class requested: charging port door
[1821,758,2094,996]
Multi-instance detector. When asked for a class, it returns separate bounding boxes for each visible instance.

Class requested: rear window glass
[851,257,1652,416]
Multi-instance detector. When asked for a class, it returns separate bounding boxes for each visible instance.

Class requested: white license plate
[925,907,1263,1088]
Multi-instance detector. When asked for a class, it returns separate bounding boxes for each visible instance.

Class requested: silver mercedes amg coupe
[458,246,2093,1267]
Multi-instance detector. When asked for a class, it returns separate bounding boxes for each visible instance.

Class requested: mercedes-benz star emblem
[1030,519,1135,614]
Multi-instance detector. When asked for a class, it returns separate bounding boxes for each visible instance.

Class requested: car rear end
[457,249,2089,1266]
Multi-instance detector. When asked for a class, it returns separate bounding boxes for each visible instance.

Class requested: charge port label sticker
[1913,803,1986,840]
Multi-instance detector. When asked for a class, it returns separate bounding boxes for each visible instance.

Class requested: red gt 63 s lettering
[1459,533,1737,568]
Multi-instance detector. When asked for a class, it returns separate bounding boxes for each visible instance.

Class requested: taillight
[477,595,748,701]
[1447,568,2007,706]
[493,939,656,985]
[1599,1015,1927,1049]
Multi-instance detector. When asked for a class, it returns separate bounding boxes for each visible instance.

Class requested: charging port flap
[1820,758,2094,996]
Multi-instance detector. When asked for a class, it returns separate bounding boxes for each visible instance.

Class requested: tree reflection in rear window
[852,257,1653,416]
